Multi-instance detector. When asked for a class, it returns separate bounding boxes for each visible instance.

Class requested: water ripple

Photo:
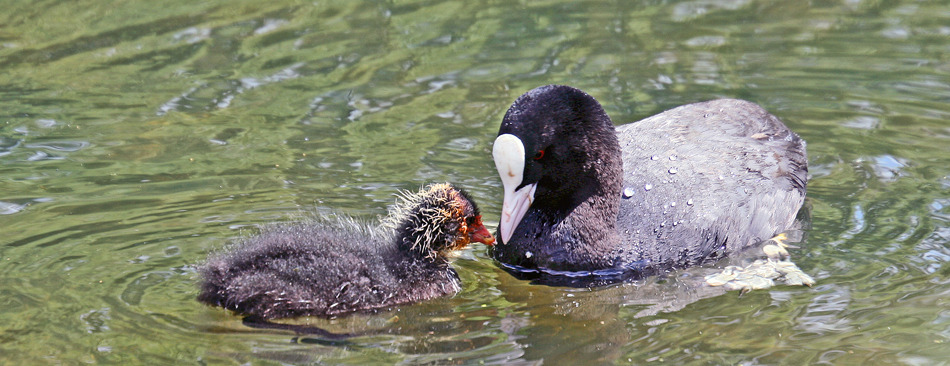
[25,141,90,152]
[1,0,949,364]
[0,201,26,215]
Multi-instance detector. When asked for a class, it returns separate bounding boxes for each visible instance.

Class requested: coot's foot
[705,233,815,293]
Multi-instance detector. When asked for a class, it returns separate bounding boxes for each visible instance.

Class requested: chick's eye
[533,149,545,160]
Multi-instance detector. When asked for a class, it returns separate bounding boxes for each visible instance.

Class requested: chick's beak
[468,216,496,246]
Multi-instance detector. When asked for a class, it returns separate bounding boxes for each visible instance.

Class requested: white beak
[493,134,537,244]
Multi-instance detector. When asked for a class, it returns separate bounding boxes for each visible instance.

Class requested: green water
[2,0,948,364]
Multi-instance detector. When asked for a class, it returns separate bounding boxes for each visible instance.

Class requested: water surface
[1,0,949,364]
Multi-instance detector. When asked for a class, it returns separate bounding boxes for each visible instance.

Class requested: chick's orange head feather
[444,186,495,248]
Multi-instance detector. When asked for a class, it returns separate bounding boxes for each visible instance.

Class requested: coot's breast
[615,99,807,269]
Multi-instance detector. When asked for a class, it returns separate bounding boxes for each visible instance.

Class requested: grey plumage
[490,85,807,282]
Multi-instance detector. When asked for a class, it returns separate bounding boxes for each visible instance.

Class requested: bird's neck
[560,171,622,244]
[392,212,448,261]
[549,134,624,224]
[540,128,625,268]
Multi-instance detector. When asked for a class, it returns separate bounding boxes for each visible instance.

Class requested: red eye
[533,150,544,160]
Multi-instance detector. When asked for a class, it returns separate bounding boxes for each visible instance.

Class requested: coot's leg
[705,232,815,292]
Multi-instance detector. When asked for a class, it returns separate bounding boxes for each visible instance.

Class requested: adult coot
[198,183,495,319]
[491,85,806,283]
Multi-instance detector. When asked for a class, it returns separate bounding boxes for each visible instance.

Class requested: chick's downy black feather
[198,183,493,319]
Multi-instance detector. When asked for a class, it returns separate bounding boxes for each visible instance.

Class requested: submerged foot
[705,233,815,293]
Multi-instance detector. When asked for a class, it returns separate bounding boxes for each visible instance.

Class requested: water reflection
[1,0,949,364]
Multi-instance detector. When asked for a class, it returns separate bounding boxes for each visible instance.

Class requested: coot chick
[491,85,806,283]
[198,183,495,319]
